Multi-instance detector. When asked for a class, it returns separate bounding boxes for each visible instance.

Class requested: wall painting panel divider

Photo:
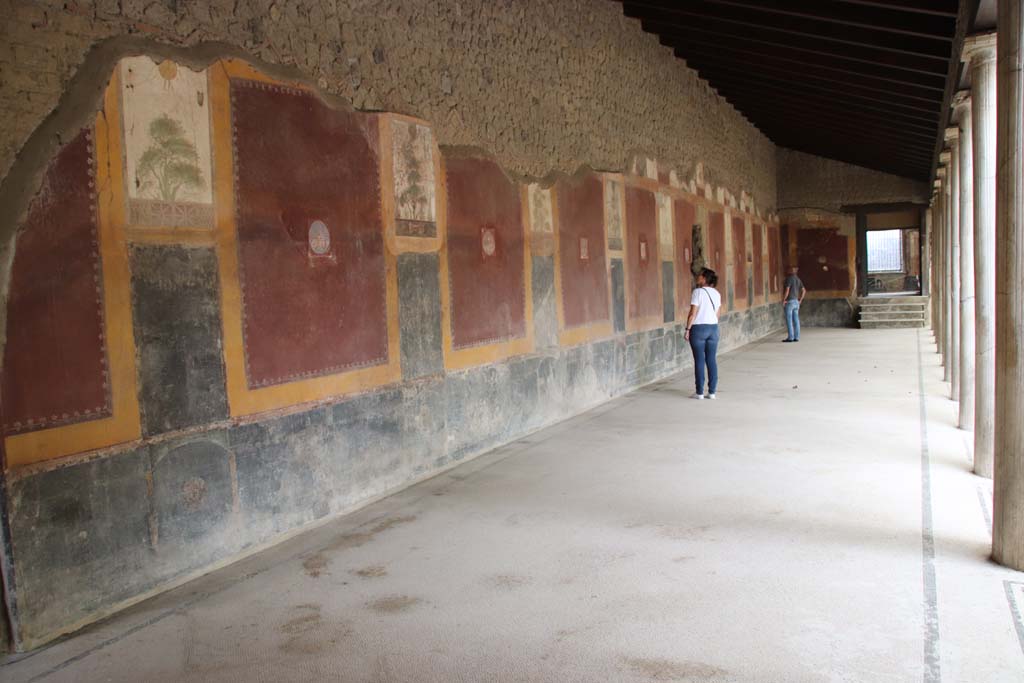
[527,182,555,257]
[708,210,727,310]
[119,56,216,245]
[731,215,749,309]
[768,224,782,296]
[673,197,696,319]
[753,222,765,299]
[379,113,444,254]
[603,176,624,253]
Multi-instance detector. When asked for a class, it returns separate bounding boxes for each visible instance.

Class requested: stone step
[858,296,929,305]
[859,319,928,329]
[859,310,926,321]
[859,304,929,313]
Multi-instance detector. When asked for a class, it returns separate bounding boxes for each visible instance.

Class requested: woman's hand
[684,329,690,341]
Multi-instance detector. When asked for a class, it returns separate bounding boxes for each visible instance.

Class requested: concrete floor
[3,328,1022,682]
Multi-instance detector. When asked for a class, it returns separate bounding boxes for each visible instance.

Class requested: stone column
[945,132,962,402]
[964,33,998,478]
[929,196,939,337]
[940,154,954,385]
[953,93,976,431]
[936,169,948,370]
[994,5,1024,568]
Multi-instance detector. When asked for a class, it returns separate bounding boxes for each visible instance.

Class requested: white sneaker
[690,393,705,400]
[707,394,717,400]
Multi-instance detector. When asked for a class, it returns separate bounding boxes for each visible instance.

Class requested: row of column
[932,10,1024,570]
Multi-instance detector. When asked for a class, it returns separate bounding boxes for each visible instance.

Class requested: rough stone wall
[0,0,777,214]
[777,147,929,213]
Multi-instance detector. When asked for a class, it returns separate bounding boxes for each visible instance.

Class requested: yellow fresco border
[5,72,142,468]
[438,157,534,371]
[209,60,401,418]
[551,178,614,348]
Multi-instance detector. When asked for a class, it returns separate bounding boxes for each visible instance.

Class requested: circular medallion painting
[308,220,331,255]
[481,227,497,257]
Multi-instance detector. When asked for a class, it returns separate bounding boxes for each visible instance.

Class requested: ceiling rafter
[615,0,963,180]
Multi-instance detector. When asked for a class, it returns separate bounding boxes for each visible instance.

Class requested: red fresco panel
[556,174,609,328]
[673,197,696,310]
[796,227,851,292]
[231,79,389,387]
[624,186,661,322]
[2,129,111,434]
[753,223,765,297]
[732,216,748,302]
[445,156,526,348]
[768,225,781,293]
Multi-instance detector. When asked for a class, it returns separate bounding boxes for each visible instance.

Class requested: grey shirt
[784,274,804,301]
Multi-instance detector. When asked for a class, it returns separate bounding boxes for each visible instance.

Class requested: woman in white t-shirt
[684,268,722,400]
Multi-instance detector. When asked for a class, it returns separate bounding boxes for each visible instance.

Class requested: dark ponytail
[700,268,718,287]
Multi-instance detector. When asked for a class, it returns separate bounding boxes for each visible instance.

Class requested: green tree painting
[136,114,204,202]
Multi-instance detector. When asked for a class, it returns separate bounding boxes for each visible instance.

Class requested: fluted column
[964,33,998,478]
[936,167,949,373]
[994,4,1024,568]
[953,93,976,431]
[945,130,962,402]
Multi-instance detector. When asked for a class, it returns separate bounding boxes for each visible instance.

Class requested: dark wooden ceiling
[617,0,964,181]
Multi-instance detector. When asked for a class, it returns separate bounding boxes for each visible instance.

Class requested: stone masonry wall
[777,147,929,213]
[0,0,777,222]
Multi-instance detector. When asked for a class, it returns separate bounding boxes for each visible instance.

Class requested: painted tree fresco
[392,118,437,237]
[604,178,624,251]
[656,192,673,257]
[528,183,553,235]
[120,56,214,228]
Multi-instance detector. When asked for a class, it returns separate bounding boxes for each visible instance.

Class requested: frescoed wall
[0,54,784,650]
[796,227,853,294]
[777,210,858,327]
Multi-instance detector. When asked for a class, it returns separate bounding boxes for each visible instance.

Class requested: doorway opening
[865,227,921,295]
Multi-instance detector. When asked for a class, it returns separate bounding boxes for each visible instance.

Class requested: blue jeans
[785,300,801,340]
[689,324,720,395]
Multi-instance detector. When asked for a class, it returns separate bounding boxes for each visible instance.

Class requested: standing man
[782,265,806,342]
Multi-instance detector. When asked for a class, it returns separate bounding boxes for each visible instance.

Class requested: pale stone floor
[3,328,1022,682]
